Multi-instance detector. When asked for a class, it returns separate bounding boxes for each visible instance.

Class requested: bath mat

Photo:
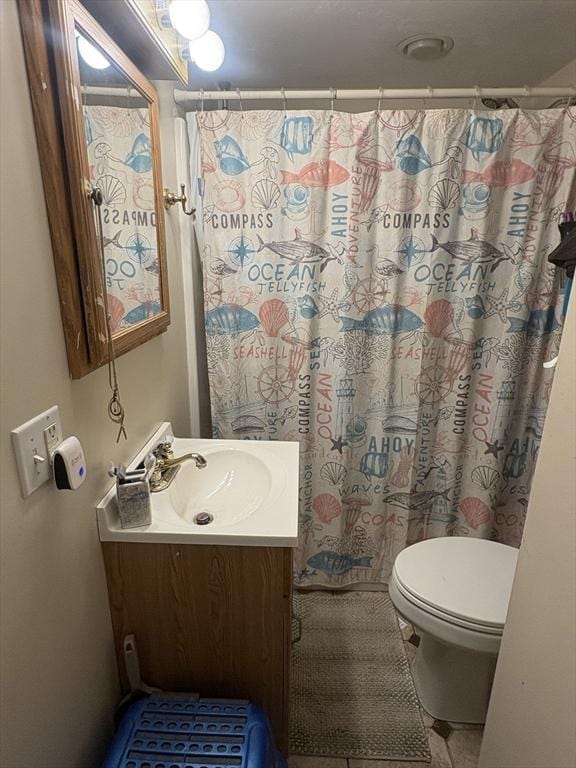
[290,591,431,761]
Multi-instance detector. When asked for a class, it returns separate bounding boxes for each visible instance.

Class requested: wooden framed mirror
[17,0,170,377]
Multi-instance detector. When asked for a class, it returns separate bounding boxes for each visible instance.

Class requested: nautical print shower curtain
[84,105,160,330]
[193,107,576,586]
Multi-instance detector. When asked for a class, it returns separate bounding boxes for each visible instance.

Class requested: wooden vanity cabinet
[101,542,292,753]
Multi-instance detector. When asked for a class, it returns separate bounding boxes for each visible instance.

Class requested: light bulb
[189,30,225,72]
[168,0,210,41]
[77,34,111,70]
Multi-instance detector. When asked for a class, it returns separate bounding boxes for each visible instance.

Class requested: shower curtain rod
[174,86,575,104]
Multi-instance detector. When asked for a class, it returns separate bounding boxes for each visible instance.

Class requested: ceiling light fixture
[168,0,210,41]
[188,30,225,72]
[397,34,454,61]
[77,33,111,70]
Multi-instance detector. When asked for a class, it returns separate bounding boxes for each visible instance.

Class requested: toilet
[389,536,518,724]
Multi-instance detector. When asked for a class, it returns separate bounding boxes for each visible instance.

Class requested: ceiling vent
[398,34,454,61]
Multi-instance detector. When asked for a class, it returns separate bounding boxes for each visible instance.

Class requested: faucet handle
[152,437,174,461]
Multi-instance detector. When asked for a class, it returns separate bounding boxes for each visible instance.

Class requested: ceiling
[189,0,576,90]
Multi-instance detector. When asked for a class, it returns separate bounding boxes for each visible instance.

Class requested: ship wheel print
[257,363,295,405]
[415,365,453,405]
[352,276,388,312]
[204,277,223,309]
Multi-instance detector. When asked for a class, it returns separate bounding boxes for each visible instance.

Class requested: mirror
[78,31,165,333]
[20,0,170,375]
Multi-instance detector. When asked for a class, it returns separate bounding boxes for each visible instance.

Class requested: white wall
[0,1,191,765]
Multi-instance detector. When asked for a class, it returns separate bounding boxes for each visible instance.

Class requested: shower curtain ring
[199,88,204,113]
[236,87,244,112]
[425,85,433,111]
[330,87,336,113]
[281,87,287,112]
[377,86,384,114]
[473,85,481,110]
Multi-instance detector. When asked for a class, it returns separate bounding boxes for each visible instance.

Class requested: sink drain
[194,512,214,526]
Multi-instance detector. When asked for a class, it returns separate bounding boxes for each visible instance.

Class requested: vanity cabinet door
[102,543,292,753]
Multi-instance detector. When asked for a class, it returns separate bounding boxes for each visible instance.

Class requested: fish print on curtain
[84,105,161,329]
[196,107,576,587]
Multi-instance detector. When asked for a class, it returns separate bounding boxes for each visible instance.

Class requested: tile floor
[289,618,484,768]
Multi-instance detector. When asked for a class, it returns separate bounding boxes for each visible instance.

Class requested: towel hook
[164,184,195,217]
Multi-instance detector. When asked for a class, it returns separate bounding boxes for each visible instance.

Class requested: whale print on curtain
[195,107,576,587]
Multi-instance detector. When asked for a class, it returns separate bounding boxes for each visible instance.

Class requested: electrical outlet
[44,422,61,457]
[11,406,63,497]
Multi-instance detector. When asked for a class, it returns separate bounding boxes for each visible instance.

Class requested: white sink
[96,423,299,546]
[169,449,272,528]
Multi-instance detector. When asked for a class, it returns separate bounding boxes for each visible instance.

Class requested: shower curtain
[191,107,575,587]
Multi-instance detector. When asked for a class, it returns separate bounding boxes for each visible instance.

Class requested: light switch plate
[11,406,63,497]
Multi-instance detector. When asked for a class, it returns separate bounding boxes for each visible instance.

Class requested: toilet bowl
[389,537,518,724]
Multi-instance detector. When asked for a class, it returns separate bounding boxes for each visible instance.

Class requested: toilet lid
[392,537,518,629]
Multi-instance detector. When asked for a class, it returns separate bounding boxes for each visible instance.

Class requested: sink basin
[96,423,299,547]
[169,449,272,527]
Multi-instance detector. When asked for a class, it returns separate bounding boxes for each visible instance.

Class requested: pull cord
[91,186,128,442]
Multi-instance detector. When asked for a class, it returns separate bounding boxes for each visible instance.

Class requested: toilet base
[412,633,497,724]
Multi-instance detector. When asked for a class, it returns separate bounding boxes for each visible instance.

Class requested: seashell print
[428,179,460,210]
[106,294,125,332]
[97,174,126,206]
[320,461,348,486]
[458,497,492,529]
[251,179,281,210]
[89,105,135,138]
[214,135,251,175]
[237,110,283,140]
[424,299,454,339]
[312,493,342,524]
[471,465,500,491]
[396,134,432,175]
[259,298,290,337]
[125,133,152,173]
[298,294,319,319]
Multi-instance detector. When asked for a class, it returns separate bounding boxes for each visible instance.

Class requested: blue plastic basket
[102,694,287,768]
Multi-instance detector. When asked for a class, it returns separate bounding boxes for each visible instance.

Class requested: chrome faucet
[149,439,207,492]
[160,452,207,470]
